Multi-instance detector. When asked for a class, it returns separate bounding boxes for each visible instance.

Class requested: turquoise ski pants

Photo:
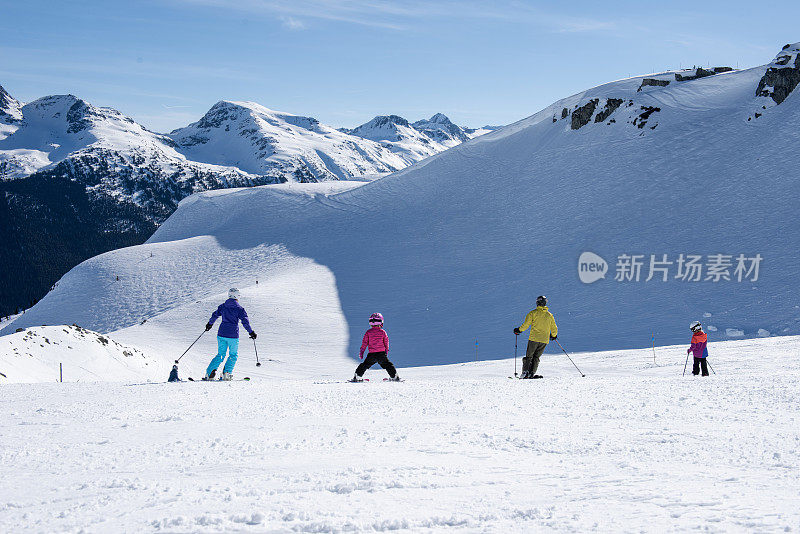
[206,336,239,375]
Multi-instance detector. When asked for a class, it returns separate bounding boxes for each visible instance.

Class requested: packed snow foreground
[1,337,799,532]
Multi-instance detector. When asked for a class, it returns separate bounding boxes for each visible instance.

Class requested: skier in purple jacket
[203,288,256,381]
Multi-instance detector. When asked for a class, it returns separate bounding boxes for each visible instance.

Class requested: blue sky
[1,0,796,132]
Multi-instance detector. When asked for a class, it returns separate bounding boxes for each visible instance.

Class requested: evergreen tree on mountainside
[0,172,157,316]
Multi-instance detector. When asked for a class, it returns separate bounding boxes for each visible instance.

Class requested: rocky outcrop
[675,67,716,82]
[571,99,599,130]
[633,106,660,129]
[637,78,670,92]
[595,99,623,123]
[755,43,800,105]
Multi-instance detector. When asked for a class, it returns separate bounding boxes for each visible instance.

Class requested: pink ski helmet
[369,312,384,326]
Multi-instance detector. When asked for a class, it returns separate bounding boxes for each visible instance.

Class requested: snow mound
[0,325,158,383]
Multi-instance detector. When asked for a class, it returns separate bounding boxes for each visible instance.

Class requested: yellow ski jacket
[518,306,558,343]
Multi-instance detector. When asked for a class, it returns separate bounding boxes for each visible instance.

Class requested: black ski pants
[523,341,547,376]
[692,357,709,376]
[356,351,397,378]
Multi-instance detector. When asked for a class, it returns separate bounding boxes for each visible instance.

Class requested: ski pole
[175,331,205,364]
[554,339,585,377]
[652,335,656,365]
[707,359,716,375]
[254,338,261,367]
[683,351,690,376]
[514,334,518,377]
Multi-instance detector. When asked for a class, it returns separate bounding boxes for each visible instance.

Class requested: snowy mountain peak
[365,115,411,129]
[169,101,407,180]
[0,85,23,140]
[342,111,498,164]
[412,113,471,145]
[189,100,323,135]
[0,85,22,122]
[17,94,140,138]
[342,115,414,141]
[428,112,452,124]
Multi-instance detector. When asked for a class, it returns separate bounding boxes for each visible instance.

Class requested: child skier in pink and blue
[203,288,256,381]
[687,321,709,376]
[352,313,400,382]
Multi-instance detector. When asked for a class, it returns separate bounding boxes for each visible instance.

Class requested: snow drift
[5,43,800,369]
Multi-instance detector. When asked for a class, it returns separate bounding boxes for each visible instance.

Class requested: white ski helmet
[228,288,241,300]
[690,321,702,332]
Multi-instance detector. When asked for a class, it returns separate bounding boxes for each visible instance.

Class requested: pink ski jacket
[360,326,389,357]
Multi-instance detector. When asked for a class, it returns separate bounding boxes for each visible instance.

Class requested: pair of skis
[349,377,404,383]
[508,375,543,379]
[187,376,250,382]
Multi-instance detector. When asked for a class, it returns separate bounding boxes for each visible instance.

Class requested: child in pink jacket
[352,313,400,382]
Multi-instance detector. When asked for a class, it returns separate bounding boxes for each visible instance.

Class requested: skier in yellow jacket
[514,295,558,379]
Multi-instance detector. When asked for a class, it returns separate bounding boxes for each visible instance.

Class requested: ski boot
[220,372,233,381]
[387,375,401,382]
[202,369,217,381]
[350,374,364,383]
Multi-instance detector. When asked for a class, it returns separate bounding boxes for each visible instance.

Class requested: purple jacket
[209,299,253,339]
[688,332,709,358]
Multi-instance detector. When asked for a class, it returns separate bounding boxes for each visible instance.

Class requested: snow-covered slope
[0,182,363,379]
[169,101,409,181]
[1,336,799,531]
[7,43,800,369]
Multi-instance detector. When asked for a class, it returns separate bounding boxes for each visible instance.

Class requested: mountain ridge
[0,88,496,315]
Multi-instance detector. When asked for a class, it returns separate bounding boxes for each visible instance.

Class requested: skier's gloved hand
[513,328,520,335]
[358,353,364,360]
[205,323,212,331]
[550,334,557,340]
[249,331,257,340]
